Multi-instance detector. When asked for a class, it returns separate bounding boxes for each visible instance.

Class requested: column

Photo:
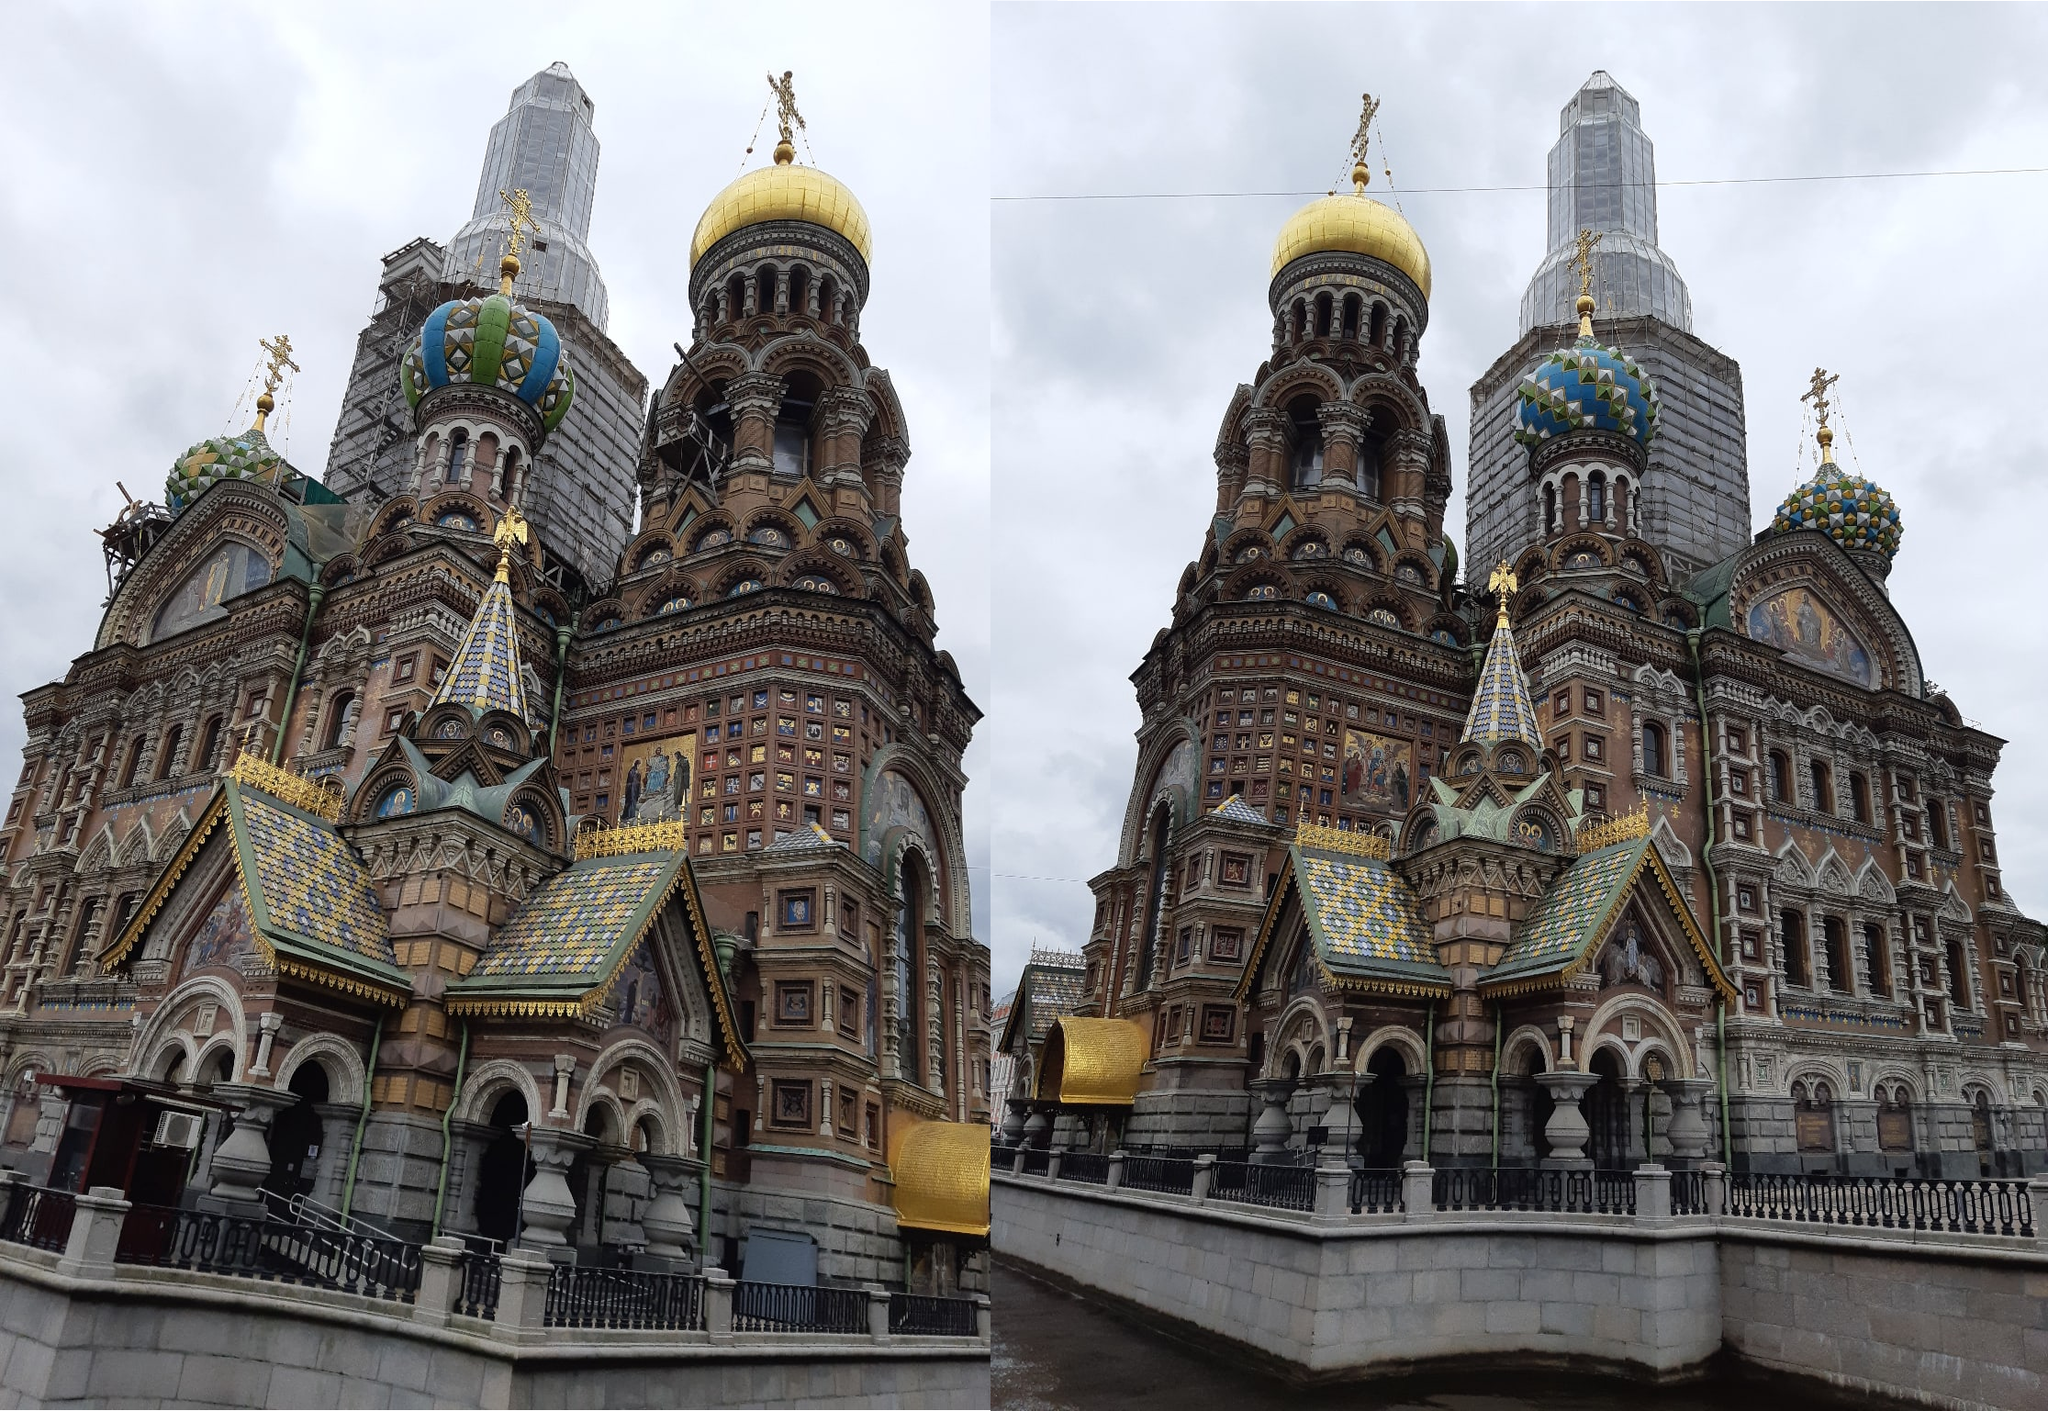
[202,1083,295,1213]
[724,373,785,477]
[1535,1071,1599,1170]
[1660,1078,1715,1168]
[517,1126,595,1265]
[640,1153,700,1272]
[1316,403,1367,496]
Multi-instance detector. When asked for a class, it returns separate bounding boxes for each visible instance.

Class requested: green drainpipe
[1688,630,1735,1168]
[430,1020,469,1238]
[1421,1002,1436,1162]
[269,582,327,764]
[700,1057,716,1264]
[1491,1001,1504,1171]
[546,614,577,758]
[341,1019,383,1220]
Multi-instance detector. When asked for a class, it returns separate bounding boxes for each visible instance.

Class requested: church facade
[0,66,988,1293]
[1027,74,2047,1179]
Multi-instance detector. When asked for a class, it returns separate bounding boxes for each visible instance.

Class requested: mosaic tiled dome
[1514,335,1660,449]
[166,424,284,513]
[401,292,574,432]
[1773,467,1902,561]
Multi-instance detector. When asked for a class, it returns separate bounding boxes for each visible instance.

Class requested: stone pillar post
[1633,1163,1672,1221]
[1045,1147,1064,1182]
[516,1126,594,1264]
[492,1247,553,1339]
[704,1266,736,1343]
[1190,1154,1217,1202]
[1700,1161,1728,1217]
[975,1293,993,1343]
[639,1153,700,1272]
[1536,1071,1599,1170]
[413,1235,465,1327]
[1106,1151,1126,1191]
[248,1012,281,1079]
[1313,1162,1352,1221]
[1661,1078,1715,1168]
[203,1083,294,1212]
[58,1186,129,1278]
[2026,1177,2048,1247]
[865,1282,891,1341]
[1401,1160,1435,1218]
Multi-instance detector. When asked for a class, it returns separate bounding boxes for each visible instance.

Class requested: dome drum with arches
[1515,338,1659,450]
[402,292,574,434]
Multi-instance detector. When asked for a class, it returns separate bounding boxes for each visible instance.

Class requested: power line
[992,165,2048,203]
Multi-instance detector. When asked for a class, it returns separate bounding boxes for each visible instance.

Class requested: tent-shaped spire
[1461,561,1542,746]
[433,509,531,719]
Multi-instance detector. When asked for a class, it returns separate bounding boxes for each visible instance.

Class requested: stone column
[1316,403,1367,496]
[516,1126,594,1264]
[1661,1078,1716,1168]
[999,1099,1028,1146]
[1250,1079,1295,1164]
[724,373,785,477]
[1536,1071,1599,1170]
[1241,409,1288,509]
[640,1153,700,1272]
[492,1247,553,1340]
[203,1083,294,1213]
[248,1012,281,1079]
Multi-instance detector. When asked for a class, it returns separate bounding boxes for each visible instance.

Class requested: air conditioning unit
[154,1111,202,1149]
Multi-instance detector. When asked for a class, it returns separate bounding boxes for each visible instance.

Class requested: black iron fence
[1432,1167,1637,1216]
[1348,1168,1404,1215]
[1725,1171,2034,1237]
[114,1204,422,1302]
[888,1291,978,1336]
[1209,1160,1315,1212]
[454,1249,501,1320]
[1668,1170,1707,1216]
[1059,1150,1110,1185]
[544,1263,706,1330]
[1119,1153,1197,1196]
[1019,1147,1052,1177]
[0,1184,75,1253]
[731,1279,869,1334]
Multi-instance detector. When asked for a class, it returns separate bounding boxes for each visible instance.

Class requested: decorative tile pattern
[401,292,573,432]
[1462,619,1542,745]
[166,424,284,514]
[1514,334,1660,448]
[1772,470,1902,561]
[763,822,838,853]
[1489,837,1648,987]
[469,853,678,982]
[1212,795,1267,825]
[237,791,393,966]
[1298,849,1442,979]
[433,577,528,720]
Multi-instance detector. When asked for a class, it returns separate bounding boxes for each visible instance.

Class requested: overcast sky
[990,3,2048,1000]
[0,3,991,932]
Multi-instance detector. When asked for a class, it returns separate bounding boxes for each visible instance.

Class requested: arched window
[726,273,746,321]
[1780,908,1809,987]
[755,266,776,317]
[501,446,522,504]
[1769,751,1792,804]
[1809,759,1833,814]
[156,725,182,781]
[1863,923,1891,998]
[1927,799,1948,850]
[1291,299,1308,342]
[118,737,144,790]
[1287,396,1323,492]
[1820,916,1849,993]
[198,717,224,774]
[1313,292,1333,336]
[1945,936,1969,1008]
[1340,294,1361,339]
[1543,484,1558,536]
[1641,720,1668,778]
[1369,302,1388,347]
[1614,475,1632,531]
[445,428,468,484]
[819,275,839,324]
[895,851,928,1086]
[324,692,358,751]
[1849,772,1871,824]
[1587,471,1607,524]
[789,264,811,317]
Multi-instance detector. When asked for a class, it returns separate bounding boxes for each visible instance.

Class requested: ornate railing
[1669,1170,1707,1216]
[888,1291,977,1336]
[453,1249,502,1320]
[1725,1172,2034,1237]
[1209,1160,1315,1212]
[0,1184,76,1253]
[114,1205,422,1302]
[1348,1168,1403,1214]
[543,1264,705,1330]
[1119,1154,1196,1196]
[1019,1147,1051,1177]
[731,1279,868,1334]
[1059,1151,1110,1185]
[1432,1168,1636,1216]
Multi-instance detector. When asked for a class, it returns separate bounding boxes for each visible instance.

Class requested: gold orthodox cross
[1801,366,1838,430]
[769,70,805,146]
[1569,228,1604,302]
[1348,92,1380,187]
[258,334,298,399]
[498,187,538,264]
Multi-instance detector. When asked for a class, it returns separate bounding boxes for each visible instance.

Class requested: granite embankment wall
[994,1171,2046,1410]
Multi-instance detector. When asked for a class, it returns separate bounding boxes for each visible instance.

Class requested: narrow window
[1809,760,1833,814]
[1780,908,1809,988]
[1587,471,1607,524]
[1769,751,1792,803]
[445,428,468,484]
[1863,924,1890,998]
[1849,773,1871,825]
[1642,721,1667,778]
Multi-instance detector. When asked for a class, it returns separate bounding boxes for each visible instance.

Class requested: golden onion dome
[1271,177,1431,299]
[689,142,873,267]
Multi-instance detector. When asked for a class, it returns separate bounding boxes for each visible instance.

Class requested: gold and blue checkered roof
[463,851,683,990]
[1487,836,1647,988]
[433,576,528,720]
[1213,795,1268,825]
[1461,618,1541,745]
[232,786,395,970]
[1295,844,1448,991]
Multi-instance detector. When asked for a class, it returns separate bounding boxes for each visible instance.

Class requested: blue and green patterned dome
[166,423,284,514]
[401,291,574,433]
[1773,465,1902,561]
[1514,335,1660,449]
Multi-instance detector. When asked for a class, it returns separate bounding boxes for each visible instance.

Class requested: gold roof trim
[889,1120,991,1239]
[1294,822,1389,860]
[1036,1016,1148,1107]
[1576,802,1648,853]
[575,818,689,860]
[228,750,342,822]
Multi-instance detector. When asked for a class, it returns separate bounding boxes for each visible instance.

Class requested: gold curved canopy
[1270,191,1432,299]
[1036,1016,1147,1106]
[890,1120,990,1238]
[690,158,874,267]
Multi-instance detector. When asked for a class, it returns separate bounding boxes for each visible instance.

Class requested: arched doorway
[1585,1049,1630,1169]
[1354,1047,1409,1168]
[473,1091,531,1245]
[264,1061,329,1199]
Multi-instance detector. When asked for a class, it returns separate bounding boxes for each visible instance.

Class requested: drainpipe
[545,613,578,758]
[699,1058,715,1263]
[269,582,327,764]
[1421,1002,1436,1161]
[341,1019,383,1220]
[1687,629,1735,1168]
[430,1020,469,1238]
[1490,1001,1503,1171]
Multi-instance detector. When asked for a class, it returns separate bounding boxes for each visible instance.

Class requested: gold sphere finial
[773,138,795,166]
[499,252,521,297]
[1351,161,1369,193]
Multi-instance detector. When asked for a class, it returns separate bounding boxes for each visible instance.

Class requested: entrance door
[265,1062,330,1201]
[1354,1048,1409,1167]
[474,1092,531,1244]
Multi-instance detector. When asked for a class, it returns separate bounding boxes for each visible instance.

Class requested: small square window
[1726,726,1747,752]
[1737,885,1756,913]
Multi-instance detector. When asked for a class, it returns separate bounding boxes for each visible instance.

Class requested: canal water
[992,1258,1875,1411]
